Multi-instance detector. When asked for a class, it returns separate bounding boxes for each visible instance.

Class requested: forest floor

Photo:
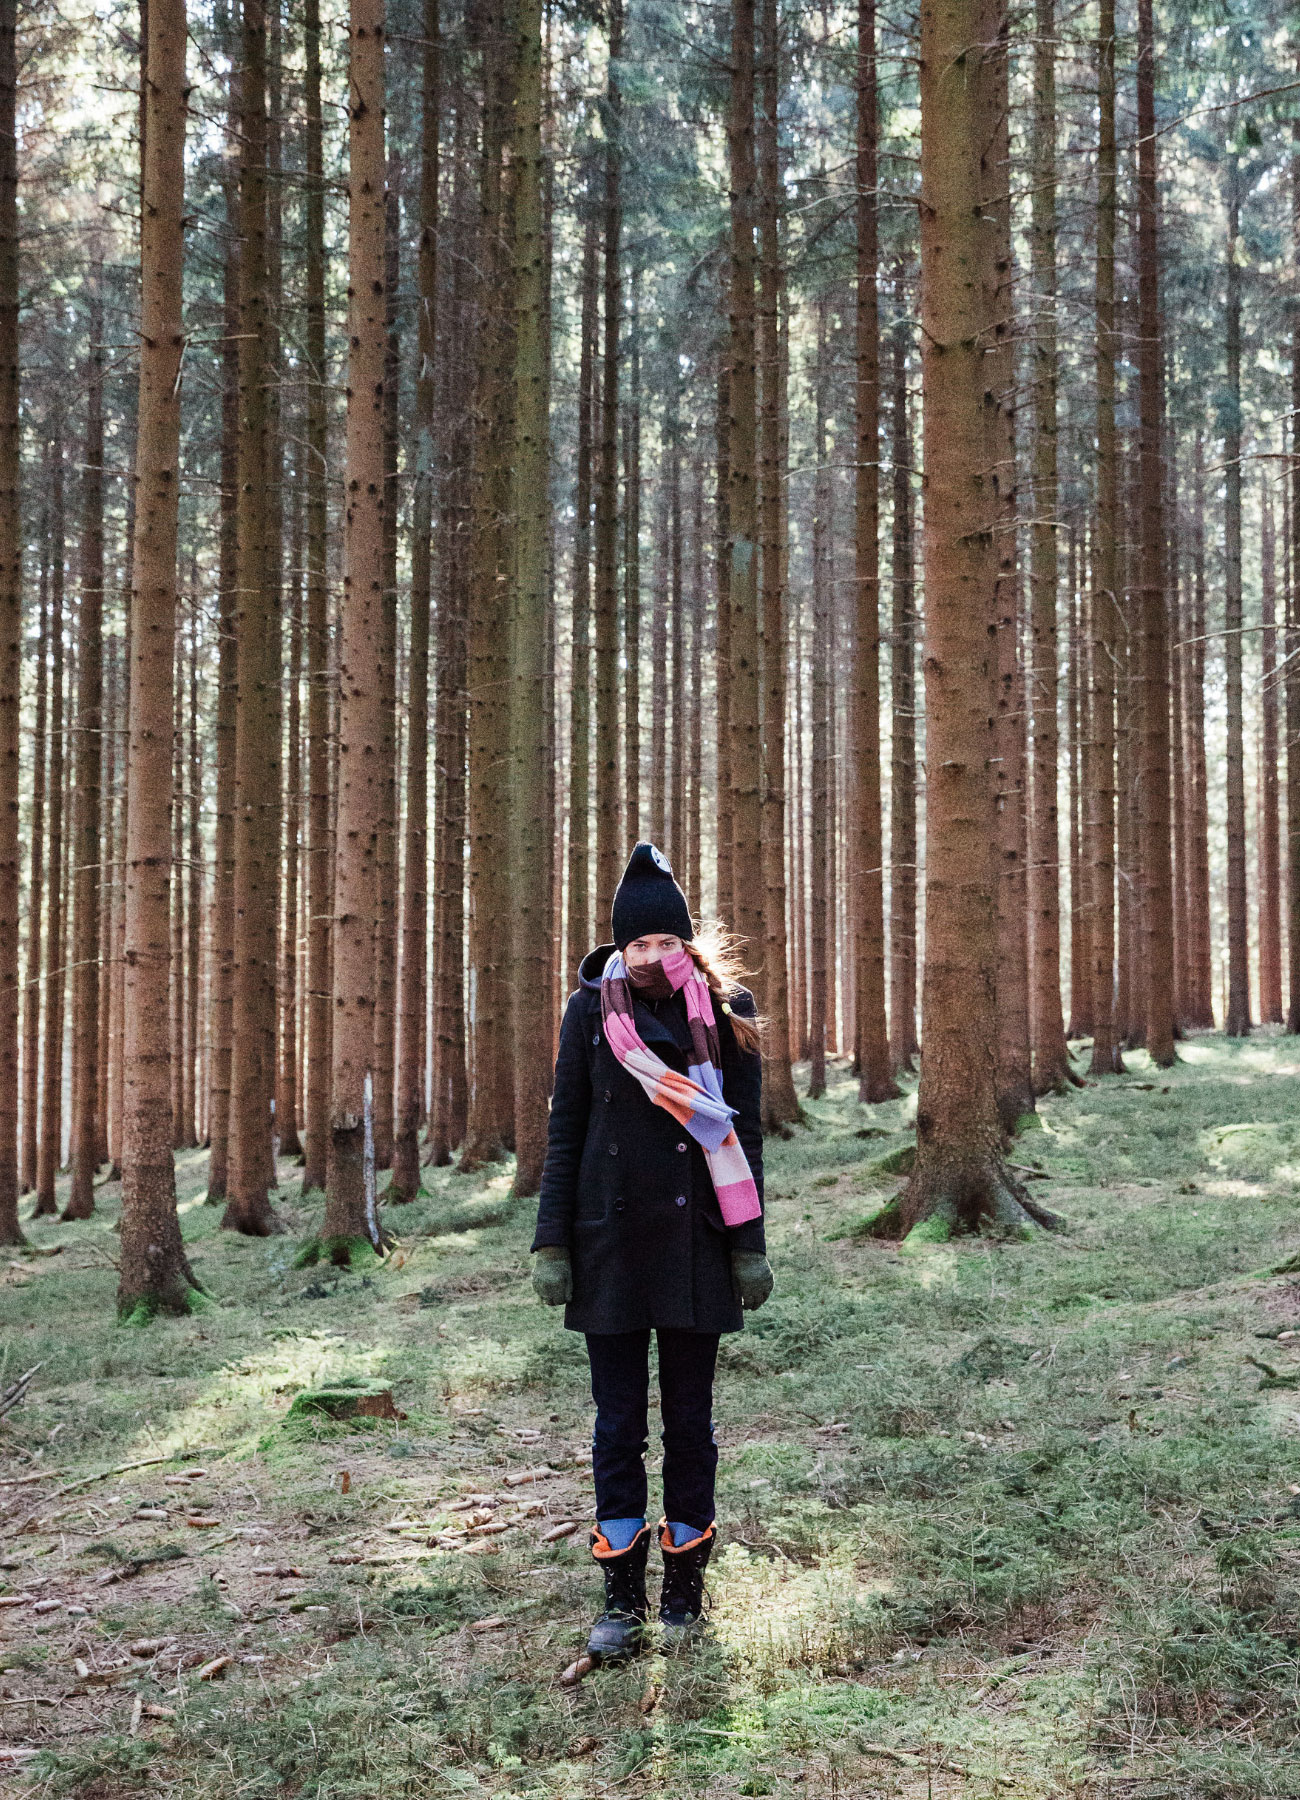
[4,1038,1300,1799]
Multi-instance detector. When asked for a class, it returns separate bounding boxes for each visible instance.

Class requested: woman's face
[625,932,684,969]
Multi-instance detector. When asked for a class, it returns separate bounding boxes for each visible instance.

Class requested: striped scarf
[600,948,761,1227]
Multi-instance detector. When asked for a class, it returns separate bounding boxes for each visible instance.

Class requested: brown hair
[685,922,764,1057]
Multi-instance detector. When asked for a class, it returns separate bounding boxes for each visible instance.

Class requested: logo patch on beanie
[650,846,672,873]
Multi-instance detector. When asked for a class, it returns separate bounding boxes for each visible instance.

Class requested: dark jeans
[586,1329,720,1532]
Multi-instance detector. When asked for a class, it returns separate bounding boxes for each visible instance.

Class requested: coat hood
[578,943,617,988]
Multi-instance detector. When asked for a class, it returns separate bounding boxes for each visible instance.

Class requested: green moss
[293,1234,382,1272]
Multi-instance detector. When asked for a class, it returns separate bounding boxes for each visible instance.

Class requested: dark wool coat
[531,944,766,1336]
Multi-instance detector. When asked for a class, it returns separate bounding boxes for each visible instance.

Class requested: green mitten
[531,1245,572,1306]
[731,1250,773,1311]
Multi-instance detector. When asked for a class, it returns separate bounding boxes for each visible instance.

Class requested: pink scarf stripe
[600,949,761,1226]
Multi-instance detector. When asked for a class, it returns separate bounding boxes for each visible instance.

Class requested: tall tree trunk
[1188,428,1213,1028]
[1087,0,1123,1075]
[988,8,1033,1135]
[850,0,896,1106]
[565,211,597,981]
[1260,473,1283,1023]
[1028,0,1071,1093]
[95,617,116,1168]
[118,0,199,1315]
[224,0,282,1233]
[429,93,471,1165]
[1222,172,1249,1038]
[509,0,550,1195]
[0,0,19,1245]
[21,540,47,1196]
[324,0,388,1256]
[461,0,514,1169]
[883,0,1054,1244]
[206,132,239,1200]
[715,358,733,920]
[1135,0,1176,1065]
[593,0,622,929]
[623,271,641,845]
[727,0,762,982]
[67,292,106,1218]
[649,475,668,845]
[756,0,801,1121]
[669,392,684,860]
[393,0,439,1202]
[279,527,302,1154]
[35,427,66,1218]
[809,293,830,1100]
[888,286,918,1071]
[372,172,399,1172]
[184,615,200,1143]
[301,0,331,1193]
[1291,92,1300,1031]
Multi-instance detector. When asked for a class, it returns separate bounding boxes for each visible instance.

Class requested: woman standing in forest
[531,843,773,1662]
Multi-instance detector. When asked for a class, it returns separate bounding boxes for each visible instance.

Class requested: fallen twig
[0,1365,43,1419]
[858,1742,1016,1786]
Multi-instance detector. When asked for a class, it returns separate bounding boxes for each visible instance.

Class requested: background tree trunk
[1028,0,1072,1094]
[888,286,918,1071]
[593,0,622,932]
[1135,0,1176,1065]
[66,287,106,1219]
[21,540,47,1198]
[324,0,389,1257]
[393,0,439,1203]
[34,426,65,1218]
[1222,173,1249,1038]
[224,0,282,1233]
[117,0,199,1316]
[851,0,896,1106]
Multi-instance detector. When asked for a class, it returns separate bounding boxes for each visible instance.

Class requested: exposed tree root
[868,1156,1065,1247]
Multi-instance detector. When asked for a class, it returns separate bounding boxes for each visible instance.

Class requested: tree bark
[1027,0,1072,1093]
[1134,0,1176,1064]
[0,0,19,1245]
[624,272,641,847]
[372,172,400,1172]
[1087,0,1123,1075]
[715,358,733,921]
[35,426,66,1218]
[809,293,830,1100]
[66,290,106,1218]
[727,0,763,986]
[1222,171,1249,1038]
[206,124,239,1201]
[756,0,800,1122]
[593,0,622,931]
[988,6,1033,1135]
[323,0,388,1257]
[1187,428,1213,1028]
[224,0,282,1232]
[509,0,550,1195]
[882,0,1054,1245]
[888,283,918,1071]
[565,211,597,982]
[21,539,47,1197]
[850,0,896,1107]
[1260,473,1283,1023]
[301,0,332,1193]
[393,0,439,1202]
[118,0,200,1316]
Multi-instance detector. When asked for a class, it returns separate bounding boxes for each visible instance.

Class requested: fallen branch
[0,1365,43,1419]
[858,1742,1015,1787]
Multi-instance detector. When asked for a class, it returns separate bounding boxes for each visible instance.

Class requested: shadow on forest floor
[4,1032,1300,1798]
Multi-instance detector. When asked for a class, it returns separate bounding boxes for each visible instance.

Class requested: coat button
[592,1033,600,1045]
[608,1143,619,1156]
[676,1142,687,1153]
[615,1198,625,1212]
[675,1195,687,1207]
[604,1088,612,1103]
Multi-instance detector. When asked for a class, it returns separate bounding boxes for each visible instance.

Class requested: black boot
[586,1524,650,1663]
[658,1520,715,1646]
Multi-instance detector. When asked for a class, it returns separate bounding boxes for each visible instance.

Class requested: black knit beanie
[611,843,694,949]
